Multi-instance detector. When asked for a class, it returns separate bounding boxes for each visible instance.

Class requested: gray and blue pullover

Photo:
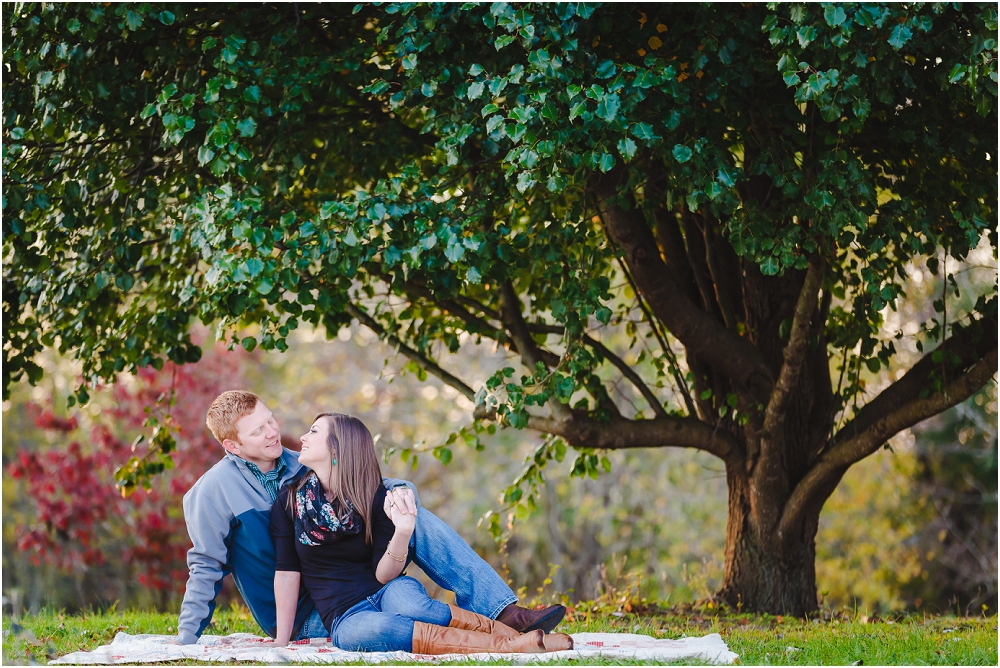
[176,448,312,644]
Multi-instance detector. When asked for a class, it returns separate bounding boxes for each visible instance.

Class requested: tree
[3,2,996,614]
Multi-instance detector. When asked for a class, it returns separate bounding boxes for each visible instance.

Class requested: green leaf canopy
[4,0,997,616]
[4,2,994,399]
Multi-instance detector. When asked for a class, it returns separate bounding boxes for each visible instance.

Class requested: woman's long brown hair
[288,413,383,544]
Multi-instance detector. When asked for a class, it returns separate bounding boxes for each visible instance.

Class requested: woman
[269,412,573,654]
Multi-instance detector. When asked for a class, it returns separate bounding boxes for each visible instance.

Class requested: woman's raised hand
[384,487,417,535]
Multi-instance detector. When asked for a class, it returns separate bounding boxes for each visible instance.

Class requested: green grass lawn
[2,604,996,665]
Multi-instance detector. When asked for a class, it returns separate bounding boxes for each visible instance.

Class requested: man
[175,390,564,644]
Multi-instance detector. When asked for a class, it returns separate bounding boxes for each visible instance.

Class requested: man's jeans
[331,576,452,651]
[296,608,329,641]
[297,482,516,640]
[386,478,517,620]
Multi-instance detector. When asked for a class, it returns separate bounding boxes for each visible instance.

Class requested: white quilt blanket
[50,631,739,664]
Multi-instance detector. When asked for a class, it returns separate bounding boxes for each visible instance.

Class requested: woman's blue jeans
[296,481,516,640]
[330,576,452,652]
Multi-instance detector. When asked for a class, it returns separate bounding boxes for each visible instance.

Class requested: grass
[2,603,996,665]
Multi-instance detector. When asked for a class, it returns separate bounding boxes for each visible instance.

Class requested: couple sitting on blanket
[175,390,572,655]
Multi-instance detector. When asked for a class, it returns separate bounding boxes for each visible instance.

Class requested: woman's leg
[332,608,416,653]
[410,624,574,654]
[373,576,451,626]
[358,578,573,655]
[375,576,520,639]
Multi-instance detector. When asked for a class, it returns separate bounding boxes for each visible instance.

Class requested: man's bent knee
[382,477,421,506]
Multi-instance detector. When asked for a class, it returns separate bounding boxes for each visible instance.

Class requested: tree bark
[719,459,820,615]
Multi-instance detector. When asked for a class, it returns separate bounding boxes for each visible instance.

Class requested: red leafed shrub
[25,403,79,433]
[7,342,253,603]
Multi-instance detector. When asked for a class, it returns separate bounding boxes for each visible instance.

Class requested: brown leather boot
[447,605,519,638]
[411,622,547,655]
[542,633,574,651]
[496,603,567,633]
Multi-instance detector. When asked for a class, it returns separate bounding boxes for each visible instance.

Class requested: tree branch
[591,167,774,404]
[644,170,701,306]
[344,302,476,401]
[702,214,743,331]
[498,281,571,419]
[583,335,668,419]
[498,282,550,371]
[652,207,699,299]
[457,303,669,420]
[837,311,998,441]
[19,136,125,155]
[679,207,725,321]
[525,410,738,460]
[453,293,501,321]
[617,257,698,417]
[395,279,561,367]
[392,279,657,415]
[762,257,825,436]
[777,347,998,549]
[396,277,669,417]
[398,280,503,337]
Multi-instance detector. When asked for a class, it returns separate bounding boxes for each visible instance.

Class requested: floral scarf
[293,472,361,546]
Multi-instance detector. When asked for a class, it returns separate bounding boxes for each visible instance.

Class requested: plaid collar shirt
[239,455,287,503]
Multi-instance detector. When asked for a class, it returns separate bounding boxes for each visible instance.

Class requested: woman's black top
[270,484,395,632]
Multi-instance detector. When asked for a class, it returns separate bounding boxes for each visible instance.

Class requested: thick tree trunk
[593,168,994,615]
[718,460,820,615]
